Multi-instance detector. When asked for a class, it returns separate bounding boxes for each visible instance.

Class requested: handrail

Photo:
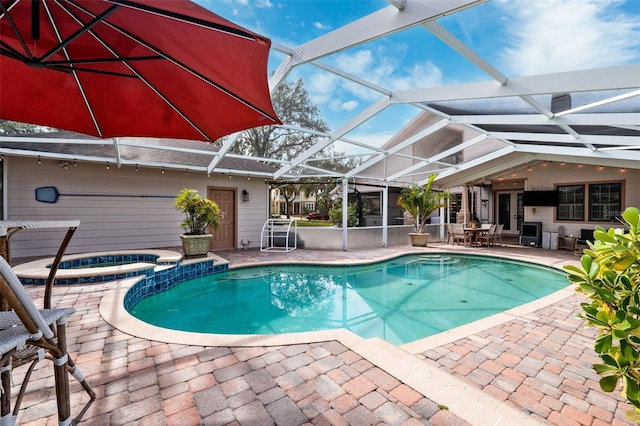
[260,219,297,252]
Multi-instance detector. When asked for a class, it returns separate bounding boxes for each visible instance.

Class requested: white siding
[6,157,269,259]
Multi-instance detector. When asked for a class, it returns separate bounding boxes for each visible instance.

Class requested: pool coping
[100,249,575,426]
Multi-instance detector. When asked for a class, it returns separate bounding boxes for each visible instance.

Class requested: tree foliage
[232,78,329,160]
[0,120,51,134]
[564,207,640,423]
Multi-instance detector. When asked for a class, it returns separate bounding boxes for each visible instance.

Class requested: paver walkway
[10,244,635,425]
[418,293,632,425]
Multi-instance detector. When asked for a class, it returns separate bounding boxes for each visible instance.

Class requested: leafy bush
[564,206,640,423]
[329,203,356,227]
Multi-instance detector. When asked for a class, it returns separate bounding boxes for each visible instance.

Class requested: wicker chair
[0,256,95,426]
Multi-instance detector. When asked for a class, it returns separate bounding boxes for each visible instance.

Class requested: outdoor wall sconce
[242,190,249,202]
[481,199,488,207]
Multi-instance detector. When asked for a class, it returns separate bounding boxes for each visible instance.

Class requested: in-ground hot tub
[15,249,183,285]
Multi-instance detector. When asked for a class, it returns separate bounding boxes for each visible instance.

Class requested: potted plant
[175,188,221,257]
[397,174,450,246]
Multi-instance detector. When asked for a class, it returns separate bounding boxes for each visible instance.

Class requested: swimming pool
[128,254,569,345]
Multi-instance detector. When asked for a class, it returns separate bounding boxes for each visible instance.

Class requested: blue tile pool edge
[124,258,229,311]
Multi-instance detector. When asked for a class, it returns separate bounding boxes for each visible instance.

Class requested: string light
[185,169,189,175]
[37,156,41,164]
[135,164,139,172]
[106,162,110,170]
[161,167,165,174]
[247,176,251,180]
[73,159,77,167]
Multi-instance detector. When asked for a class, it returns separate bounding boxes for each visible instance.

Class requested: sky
[195,0,640,152]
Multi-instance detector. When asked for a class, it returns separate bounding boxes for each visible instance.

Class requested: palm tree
[397,174,450,234]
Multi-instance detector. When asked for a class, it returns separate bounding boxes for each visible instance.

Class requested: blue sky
[196,0,640,150]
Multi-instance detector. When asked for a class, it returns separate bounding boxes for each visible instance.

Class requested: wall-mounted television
[522,190,559,207]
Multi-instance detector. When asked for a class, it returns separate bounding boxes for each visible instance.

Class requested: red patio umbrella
[0,0,281,141]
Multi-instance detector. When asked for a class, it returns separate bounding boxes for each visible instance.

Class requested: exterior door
[496,191,523,234]
[208,187,236,250]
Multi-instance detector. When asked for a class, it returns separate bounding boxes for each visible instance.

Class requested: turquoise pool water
[129,254,568,345]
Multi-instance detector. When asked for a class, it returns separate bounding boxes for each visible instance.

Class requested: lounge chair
[0,256,95,425]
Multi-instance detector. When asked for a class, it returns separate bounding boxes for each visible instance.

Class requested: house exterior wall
[521,162,639,237]
[5,156,269,259]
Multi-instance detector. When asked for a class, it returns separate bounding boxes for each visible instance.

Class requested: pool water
[130,254,568,345]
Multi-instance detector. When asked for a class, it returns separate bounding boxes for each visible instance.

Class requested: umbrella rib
[104,0,258,41]
[46,56,162,66]
[64,0,280,134]
[45,64,139,78]
[50,0,210,139]
[42,0,104,137]
[39,4,121,62]
[0,0,34,60]
[0,41,27,61]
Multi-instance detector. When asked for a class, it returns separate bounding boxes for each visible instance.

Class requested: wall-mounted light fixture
[481,199,488,207]
[242,189,249,202]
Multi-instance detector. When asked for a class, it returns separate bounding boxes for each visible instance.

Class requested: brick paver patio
[10,244,635,425]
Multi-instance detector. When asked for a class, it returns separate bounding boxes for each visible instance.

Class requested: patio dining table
[0,220,80,308]
[463,227,486,246]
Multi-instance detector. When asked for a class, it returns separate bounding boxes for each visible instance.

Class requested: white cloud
[341,100,359,111]
[497,0,640,75]
[314,22,332,30]
[390,61,443,91]
[254,0,273,9]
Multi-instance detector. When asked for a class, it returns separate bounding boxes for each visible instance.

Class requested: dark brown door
[208,187,236,250]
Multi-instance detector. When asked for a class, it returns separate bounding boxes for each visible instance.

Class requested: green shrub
[329,203,356,227]
[564,207,640,423]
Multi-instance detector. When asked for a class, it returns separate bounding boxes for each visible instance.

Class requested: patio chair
[492,224,504,246]
[0,256,94,426]
[452,224,470,246]
[445,223,454,244]
[478,224,496,246]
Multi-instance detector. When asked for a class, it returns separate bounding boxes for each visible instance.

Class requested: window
[557,185,584,221]
[557,182,622,222]
[589,183,622,221]
[304,202,314,211]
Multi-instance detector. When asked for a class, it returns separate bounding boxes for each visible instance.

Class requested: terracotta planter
[180,234,213,258]
[409,233,429,247]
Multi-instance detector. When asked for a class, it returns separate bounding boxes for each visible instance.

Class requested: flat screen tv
[522,190,559,207]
